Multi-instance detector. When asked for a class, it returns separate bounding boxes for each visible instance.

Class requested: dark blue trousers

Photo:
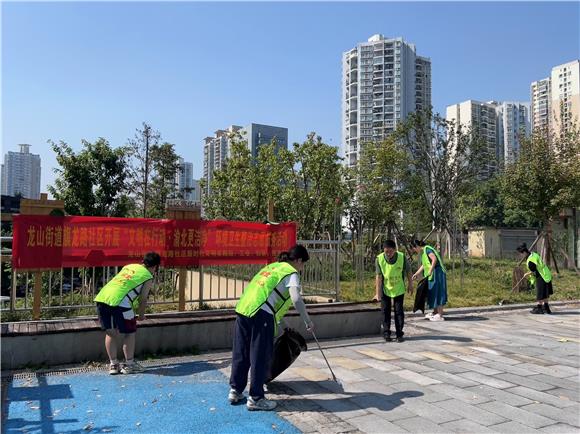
[229,310,275,399]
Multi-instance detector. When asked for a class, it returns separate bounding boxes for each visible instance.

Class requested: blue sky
[3,1,579,194]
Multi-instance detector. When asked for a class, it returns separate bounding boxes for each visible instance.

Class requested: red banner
[11,215,297,269]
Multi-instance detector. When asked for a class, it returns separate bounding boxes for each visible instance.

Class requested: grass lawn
[339,257,580,310]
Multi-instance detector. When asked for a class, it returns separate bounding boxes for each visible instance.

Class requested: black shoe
[543,303,552,314]
[384,334,393,342]
[530,305,544,314]
[396,336,405,343]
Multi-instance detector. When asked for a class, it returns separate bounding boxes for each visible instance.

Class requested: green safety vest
[526,252,552,286]
[94,264,153,308]
[235,262,297,328]
[377,252,406,298]
[421,245,446,281]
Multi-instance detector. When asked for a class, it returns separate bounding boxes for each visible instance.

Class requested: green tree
[147,142,181,218]
[397,109,489,239]
[202,132,351,239]
[48,138,131,216]
[350,136,410,250]
[279,133,351,239]
[127,122,161,217]
[502,124,580,262]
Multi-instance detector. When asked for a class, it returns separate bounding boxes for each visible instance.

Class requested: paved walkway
[2,305,580,433]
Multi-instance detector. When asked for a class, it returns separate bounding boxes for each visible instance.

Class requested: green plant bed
[340,257,580,309]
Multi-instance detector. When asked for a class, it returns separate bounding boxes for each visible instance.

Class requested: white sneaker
[430,314,445,322]
[424,312,434,320]
[120,361,145,374]
[228,389,244,404]
[108,363,120,375]
[247,397,277,411]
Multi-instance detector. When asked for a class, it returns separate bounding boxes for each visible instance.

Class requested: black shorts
[96,302,137,334]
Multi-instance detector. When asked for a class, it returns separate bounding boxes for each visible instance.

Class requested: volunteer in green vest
[373,240,413,342]
[516,243,553,314]
[411,240,448,321]
[229,245,314,411]
[94,252,161,375]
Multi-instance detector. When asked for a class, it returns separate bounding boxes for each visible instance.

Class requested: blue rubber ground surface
[3,361,300,434]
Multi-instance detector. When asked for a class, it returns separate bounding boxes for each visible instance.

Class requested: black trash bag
[266,328,307,383]
[413,278,428,313]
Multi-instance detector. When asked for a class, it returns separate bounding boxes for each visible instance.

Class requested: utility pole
[143,124,150,218]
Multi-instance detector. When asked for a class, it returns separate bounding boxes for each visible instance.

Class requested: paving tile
[520,403,580,427]
[328,357,368,370]
[463,385,534,407]
[453,361,504,376]
[419,351,455,363]
[544,387,580,402]
[348,413,410,433]
[440,418,497,433]
[478,401,555,428]
[458,372,516,389]
[539,423,580,433]
[356,348,400,361]
[390,369,442,386]
[527,374,580,390]
[495,373,556,392]
[517,363,580,379]
[421,360,471,374]
[395,397,462,424]
[390,350,428,362]
[308,394,368,420]
[427,384,492,405]
[433,399,507,426]
[332,366,369,383]
[293,366,331,382]
[452,354,490,364]
[507,386,578,408]
[489,421,541,433]
[359,358,404,372]
[482,361,539,377]
[357,367,409,386]
[392,416,451,433]
[422,370,481,388]
[389,360,434,373]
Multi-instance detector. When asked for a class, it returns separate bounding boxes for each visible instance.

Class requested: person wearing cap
[373,240,413,342]
[516,243,553,314]
[94,251,161,374]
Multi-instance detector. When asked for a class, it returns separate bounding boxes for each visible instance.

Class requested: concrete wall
[1,306,383,371]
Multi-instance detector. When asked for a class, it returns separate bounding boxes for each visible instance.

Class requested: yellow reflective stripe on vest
[377,252,405,297]
[527,252,552,285]
[94,264,153,307]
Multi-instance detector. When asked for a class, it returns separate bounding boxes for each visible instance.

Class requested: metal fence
[0,240,340,318]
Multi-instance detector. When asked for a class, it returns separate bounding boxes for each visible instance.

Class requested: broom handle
[311,331,338,382]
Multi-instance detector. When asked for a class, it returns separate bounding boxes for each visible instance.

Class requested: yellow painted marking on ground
[356,348,399,361]
[327,357,367,370]
[293,367,330,382]
[419,352,455,363]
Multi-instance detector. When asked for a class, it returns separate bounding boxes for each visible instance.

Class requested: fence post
[165,201,201,312]
[19,193,65,320]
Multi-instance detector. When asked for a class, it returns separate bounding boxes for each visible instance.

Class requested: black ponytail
[516,243,530,254]
[278,244,310,263]
[411,239,426,248]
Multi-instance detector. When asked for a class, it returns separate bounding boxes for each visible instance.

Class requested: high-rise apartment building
[175,157,197,202]
[531,77,551,132]
[446,100,531,171]
[202,123,288,196]
[446,100,499,177]
[531,60,580,133]
[495,102,530,164]
[551,60,580,133]
[1,144,41,199]
[342,35,432,167]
